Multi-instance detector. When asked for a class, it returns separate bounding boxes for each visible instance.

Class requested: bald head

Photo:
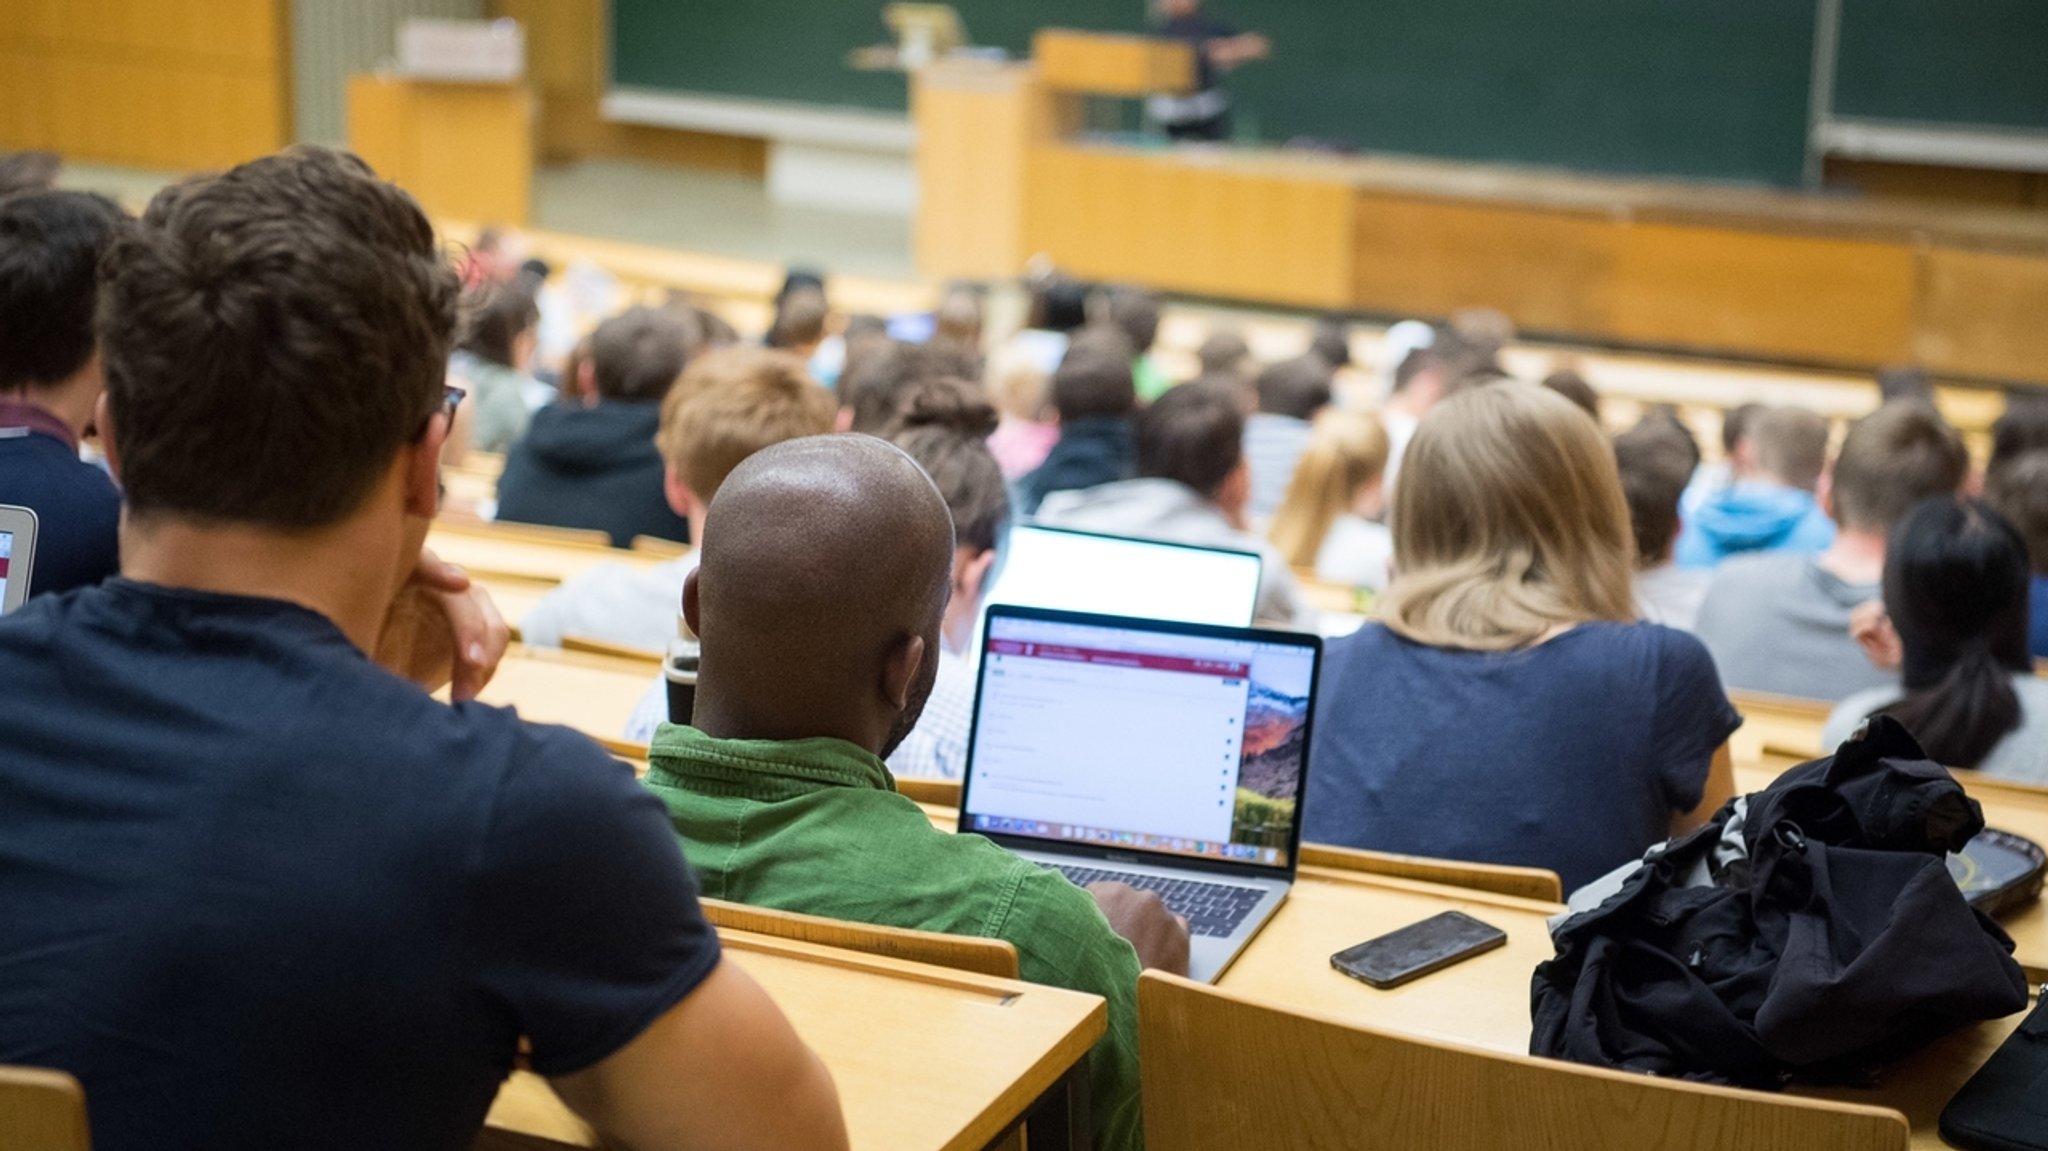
[684,435,956,755]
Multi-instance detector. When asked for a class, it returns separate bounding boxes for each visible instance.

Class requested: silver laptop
[984,524,1262,627]
[0,505,37,616]
[959,605,1322,982]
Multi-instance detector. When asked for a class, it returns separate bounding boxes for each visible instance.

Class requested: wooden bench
[485,930,1102,1151]
[0,1067,90,1151]
[1139,971,1911,1150]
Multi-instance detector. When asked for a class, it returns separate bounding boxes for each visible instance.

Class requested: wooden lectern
[347,73,535,225]
[913,30,1194,281]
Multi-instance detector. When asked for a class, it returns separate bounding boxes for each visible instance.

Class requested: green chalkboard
[1833,0,2048,130]
[611,0,1819,186]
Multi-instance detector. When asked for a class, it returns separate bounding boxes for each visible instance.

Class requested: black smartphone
[1331,911,1507,989]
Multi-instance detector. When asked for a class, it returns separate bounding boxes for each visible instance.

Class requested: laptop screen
[963,609,1319,873]
[983,525,1261,628]
[0,530,11,612]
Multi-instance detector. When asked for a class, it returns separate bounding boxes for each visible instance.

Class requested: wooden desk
[426,526,665,586]
[347,73,534,225]
[471,644,653,748]
[1209,868,2023,1150]
[486,930,1105,1151]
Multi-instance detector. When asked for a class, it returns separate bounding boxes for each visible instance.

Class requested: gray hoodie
[1035,478,1310,629]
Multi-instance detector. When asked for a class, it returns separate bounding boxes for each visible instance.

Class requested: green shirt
[643,725,1144,1151]
[1133,354,1176,405]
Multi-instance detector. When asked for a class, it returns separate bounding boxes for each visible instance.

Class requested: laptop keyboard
[1047,865,1267,938]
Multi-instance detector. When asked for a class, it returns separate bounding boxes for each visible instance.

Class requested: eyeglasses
[417,384,466,441]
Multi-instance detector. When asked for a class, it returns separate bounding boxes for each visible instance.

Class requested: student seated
[1302,384,1738,892]
[1984,450,2048,660]
[1539,367,1600,422]
[1694,401,1968,700]
[1015,341,1139,516]
[522,346,836,651]
[0,146,843,1151]
[876,380,1012,780]
[1242,355,1333,524]
[985,336,1060,479]
[1379,325,1498,500]
[0,190,127,596]
[1037,381,1308,628]
[448,277,544,456]
[1674,405,1833,568]
[1825,498,2048,780]
[495,306,694,547]
[1615,418,1710,630]
[1106,285,1173,403]
[642,434,1191,1151]
[1266,408,1392,592]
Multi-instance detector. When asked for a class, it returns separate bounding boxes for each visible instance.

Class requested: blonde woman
[1268,409,1393,591]
[1303,384,1739,891]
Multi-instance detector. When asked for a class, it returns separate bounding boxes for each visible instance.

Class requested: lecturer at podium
[1145,0,1271,142]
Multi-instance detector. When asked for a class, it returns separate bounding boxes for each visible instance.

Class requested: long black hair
[1875,497,2033,767]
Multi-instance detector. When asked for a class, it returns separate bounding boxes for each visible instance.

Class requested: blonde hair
[1381,383,1636,650]
[657,347,837,502]
[1268,409,1390,570]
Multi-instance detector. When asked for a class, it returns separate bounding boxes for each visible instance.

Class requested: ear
[663,465,696,521]
[1817,468,1836,521]
[95,392,122,483]
[1215,458,1252,526]
[955,546,998,607]
[576,359,598,405]
[834,406,855,433]
[880,633,927,712]
[404,412,448,519]
[681,566,703,638]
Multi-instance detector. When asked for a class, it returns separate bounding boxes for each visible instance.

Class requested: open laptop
[959,604,1322,982]
[983,523,1262,628]
[0,505,37,616]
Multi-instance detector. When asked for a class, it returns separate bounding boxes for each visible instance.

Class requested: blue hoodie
[1674,482,1834,569]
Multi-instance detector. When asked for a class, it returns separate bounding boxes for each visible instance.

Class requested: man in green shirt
[643,435,1189,1151]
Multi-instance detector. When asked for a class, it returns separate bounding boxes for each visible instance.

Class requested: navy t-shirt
[0,580,721,1151]
[0,424,121,596]
[1304,621,1741,892]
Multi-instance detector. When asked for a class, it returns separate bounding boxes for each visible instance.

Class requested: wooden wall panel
[1353,195,1619,334]
[1915,247,2048,383]
[1608,224,1917,366]
[1027,147,1352,309]
[0,0,286,168]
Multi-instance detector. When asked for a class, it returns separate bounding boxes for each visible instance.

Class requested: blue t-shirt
[1304,621,1741,892]
[0,580,721,1151]
[0,423,120,596]
[2031,575,2048,662]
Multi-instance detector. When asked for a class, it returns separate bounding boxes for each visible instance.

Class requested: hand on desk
[1088,881,1192,976]
[376,548,510,701]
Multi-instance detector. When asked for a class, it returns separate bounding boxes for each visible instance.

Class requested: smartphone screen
[1331,910,1507,989]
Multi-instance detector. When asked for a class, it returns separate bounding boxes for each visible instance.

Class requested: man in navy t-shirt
[0,147,846,1151]
[1146,0,1271,142]
[0,190,126,595]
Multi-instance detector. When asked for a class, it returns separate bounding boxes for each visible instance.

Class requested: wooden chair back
[560,634,665,666]
[699,898,1018,979]
[0,1067,89,1151]
[1298,843,1563,902]
[1137,973,1911,1151]
[1727,689,1833,768]
[894,776,964,809]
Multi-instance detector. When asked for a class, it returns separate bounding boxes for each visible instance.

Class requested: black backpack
[1530,716,2029,1087]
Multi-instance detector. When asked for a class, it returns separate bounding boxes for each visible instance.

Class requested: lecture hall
[4,0,2048,1148]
